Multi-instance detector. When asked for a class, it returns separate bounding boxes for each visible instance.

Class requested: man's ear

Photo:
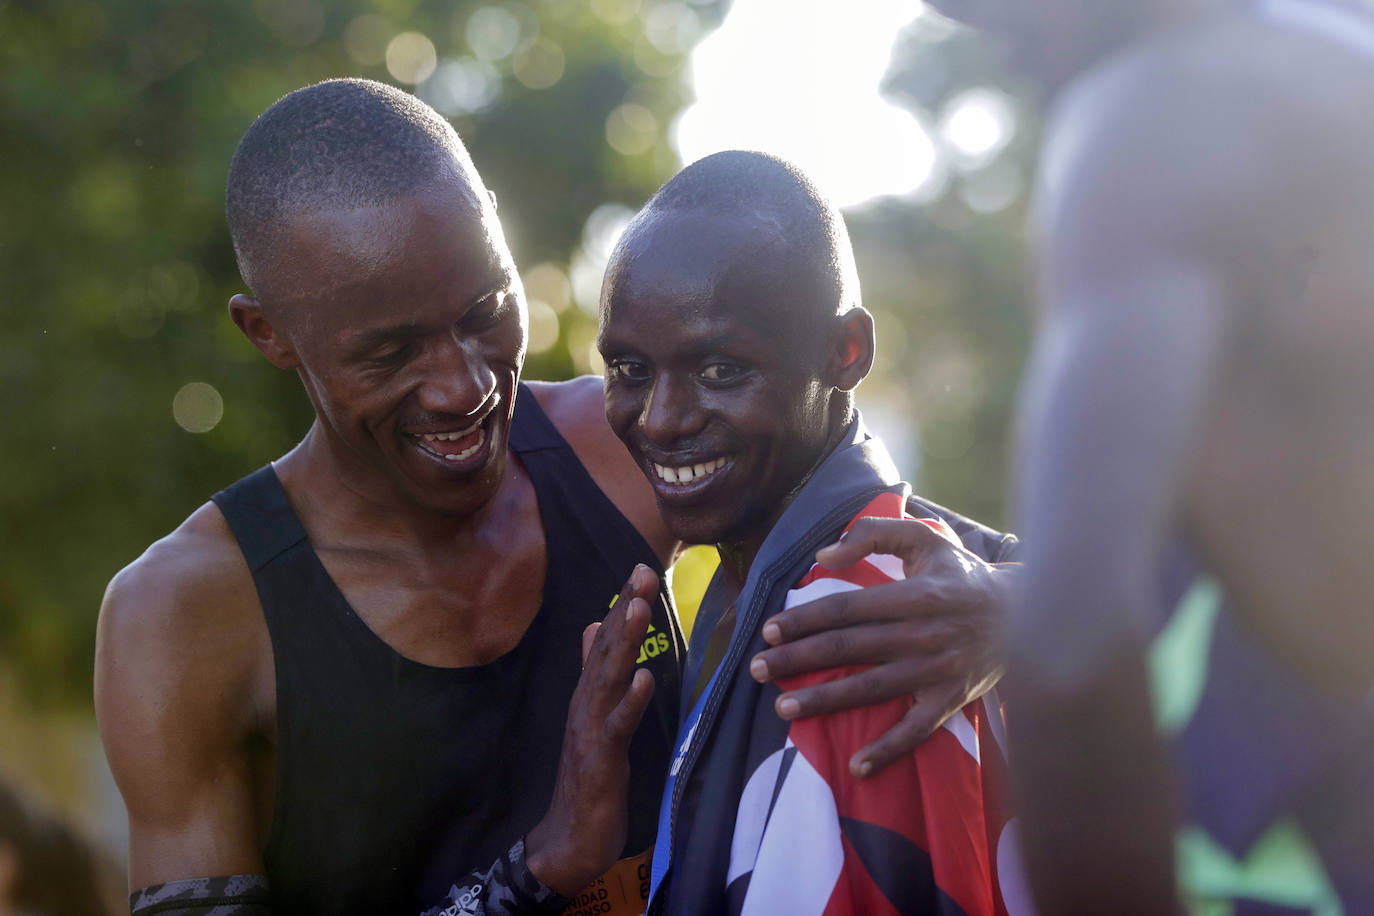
[488,189,499,211]
[229,294,300,369]
[827,307,875,391]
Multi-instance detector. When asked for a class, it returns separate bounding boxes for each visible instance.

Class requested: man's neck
[714,415,858,591]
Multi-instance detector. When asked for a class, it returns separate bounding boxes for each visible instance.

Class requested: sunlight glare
[674,0,934,208]
[940,88,1015,166]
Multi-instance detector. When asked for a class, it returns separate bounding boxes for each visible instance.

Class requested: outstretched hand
[526,565,658,897]
[748,517,1014,778]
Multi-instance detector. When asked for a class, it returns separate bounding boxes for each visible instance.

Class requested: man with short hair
[924,0,1374,912]
[95,80,1014,915]
[598,150,1024,916]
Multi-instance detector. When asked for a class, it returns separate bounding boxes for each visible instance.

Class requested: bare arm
[1008,265,1227,914]
[94,508,273,905]
[1004,53,1244,911]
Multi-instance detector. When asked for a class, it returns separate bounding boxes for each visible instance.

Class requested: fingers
[621,563,659,604]
[604,667,656,741]
[815,516,952,570]
[767,655,950,720]
[585,564,655,668]
[761,577,937,647]
[849,687,963,778]
[603,597,651,686]
[753,620,959,683]
[581,623,600,666]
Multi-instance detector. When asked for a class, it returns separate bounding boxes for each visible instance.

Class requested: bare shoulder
[524,376,677,567]
[1034,15,1374,305]
[95,500,271,793]
[1042,17,1374,228]
[96,500,273,884]
[98,501,266,693]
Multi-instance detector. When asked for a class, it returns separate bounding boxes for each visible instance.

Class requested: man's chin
[392,429,511,515]
[660,507,735,550]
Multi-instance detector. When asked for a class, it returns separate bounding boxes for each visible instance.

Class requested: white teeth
[421,419,482,443]
[651,457,726,485]
[441,428,486,461]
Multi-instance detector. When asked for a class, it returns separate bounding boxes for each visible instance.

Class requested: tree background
[0,0,1035,857]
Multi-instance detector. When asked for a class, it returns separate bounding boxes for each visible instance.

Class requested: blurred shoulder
[1037,15,1374,286]
[1044,15,1374,199]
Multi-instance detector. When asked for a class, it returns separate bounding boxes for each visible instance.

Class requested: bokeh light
[386,31,438,85]
[172,382,224,434]
[605,103,658,156]
[523,262,572,312]
[419,57,501,116]
[569,203,635,313]
[526,299,561,353]
[465,6,523,60]
[512,37,565,89]
[643,2,701,55]
[940,88,1016,167]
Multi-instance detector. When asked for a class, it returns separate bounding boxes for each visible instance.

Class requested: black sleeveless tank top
[211,384,684,914]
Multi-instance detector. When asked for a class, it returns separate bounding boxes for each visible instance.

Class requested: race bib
[560,848,652,916]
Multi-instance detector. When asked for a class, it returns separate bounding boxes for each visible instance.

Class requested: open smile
[404,400,500,470]
[415,420,487,462]
[651,456,727,485]
[645,454,733,501]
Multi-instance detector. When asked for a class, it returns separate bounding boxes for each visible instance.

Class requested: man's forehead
[607,222,824,353]
[267,188,507,304]
[619,209,794,291]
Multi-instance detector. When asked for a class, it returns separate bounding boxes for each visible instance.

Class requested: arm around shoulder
[95,503,274,897]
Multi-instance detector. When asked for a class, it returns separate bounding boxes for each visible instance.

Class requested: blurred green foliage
[0,0,1035,707]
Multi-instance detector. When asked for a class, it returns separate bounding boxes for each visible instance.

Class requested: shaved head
[226,78,486,304]
[607,150,861,329]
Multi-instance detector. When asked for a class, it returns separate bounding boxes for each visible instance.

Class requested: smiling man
[95,81,1016,916]
[598,151,1025,916]
[96,79,683,916]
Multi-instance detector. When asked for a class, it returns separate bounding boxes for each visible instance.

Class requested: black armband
[420,838,569,916]
[129,874,271,915]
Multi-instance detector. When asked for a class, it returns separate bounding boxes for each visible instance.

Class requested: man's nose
[415,339,495,417]
[640,373,706,446]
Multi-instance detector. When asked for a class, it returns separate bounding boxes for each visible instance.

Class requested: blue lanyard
[647,656,721,906]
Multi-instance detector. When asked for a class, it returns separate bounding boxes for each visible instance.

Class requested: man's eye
[607,359,650,382]
[701,363,745,382]
[464,295,505,329]
[367,343,411,365]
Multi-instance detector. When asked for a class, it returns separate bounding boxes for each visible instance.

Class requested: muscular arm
[1005,51,1243,913]
[98,505,603,916]
[1008,266,1227,914]
[95,506,275,912]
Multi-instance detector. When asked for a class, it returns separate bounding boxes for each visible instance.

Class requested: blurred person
[95,79,1014,915]
[925,0,1374,912]
[0,774,120,916]
[598,151,1026,916]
